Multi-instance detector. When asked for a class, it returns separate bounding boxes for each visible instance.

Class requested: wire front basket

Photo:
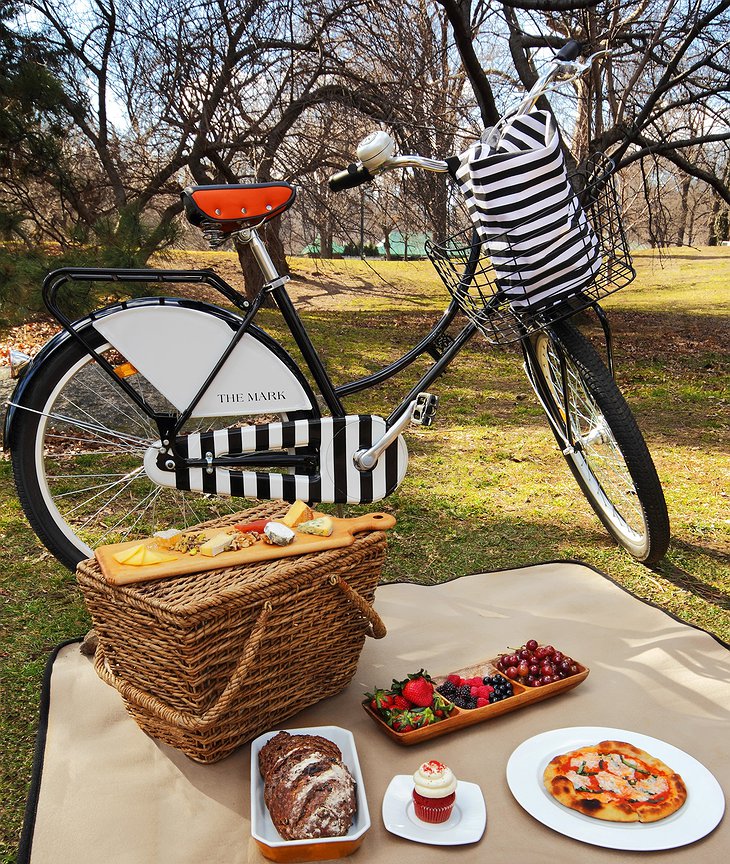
[427,154,635,345]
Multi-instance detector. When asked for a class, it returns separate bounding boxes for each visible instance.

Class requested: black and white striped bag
[455,111,601,311]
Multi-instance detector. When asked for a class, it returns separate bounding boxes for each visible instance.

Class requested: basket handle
[93,600,274,731]
[330,574,387,639]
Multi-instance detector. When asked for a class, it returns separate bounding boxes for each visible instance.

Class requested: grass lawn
[1,246,728,859]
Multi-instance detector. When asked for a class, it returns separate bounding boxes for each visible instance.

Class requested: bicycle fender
[3,298,317,449]
[3,326,84,450]
[91,302,315,417]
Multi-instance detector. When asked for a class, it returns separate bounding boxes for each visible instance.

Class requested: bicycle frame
[39,240,481,477]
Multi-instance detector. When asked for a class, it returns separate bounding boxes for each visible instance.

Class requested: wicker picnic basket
[76,502,388,763]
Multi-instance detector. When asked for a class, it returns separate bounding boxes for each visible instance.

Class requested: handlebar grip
[556,40,583,62]
[329,163,373,192]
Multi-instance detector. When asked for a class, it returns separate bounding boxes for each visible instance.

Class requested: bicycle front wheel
[10,327,316,570]
[527,320,669,564]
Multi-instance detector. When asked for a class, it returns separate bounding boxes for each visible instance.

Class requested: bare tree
[433,0,728,245]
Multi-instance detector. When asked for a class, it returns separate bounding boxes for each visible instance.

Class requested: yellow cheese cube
[281,500,313,528]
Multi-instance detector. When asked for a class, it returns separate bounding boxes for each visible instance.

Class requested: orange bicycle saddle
[182,182,296,232]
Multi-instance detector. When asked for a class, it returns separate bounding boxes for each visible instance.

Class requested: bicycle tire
[526,319,670,564]
[10,325,318,570]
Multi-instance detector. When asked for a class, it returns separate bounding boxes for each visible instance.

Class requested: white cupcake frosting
[412,760,457,798]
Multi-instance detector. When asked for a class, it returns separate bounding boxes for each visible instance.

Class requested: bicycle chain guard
[143,415,409,505]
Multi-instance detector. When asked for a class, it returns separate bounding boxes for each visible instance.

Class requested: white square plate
[382,775,486,845]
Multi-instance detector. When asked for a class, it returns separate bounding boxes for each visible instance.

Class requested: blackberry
[456,685,472,699]
[438,681,457,697]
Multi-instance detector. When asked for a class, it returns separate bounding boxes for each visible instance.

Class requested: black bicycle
[5,42,670,569]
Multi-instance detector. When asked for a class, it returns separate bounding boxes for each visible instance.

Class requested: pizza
[543,740,687,822]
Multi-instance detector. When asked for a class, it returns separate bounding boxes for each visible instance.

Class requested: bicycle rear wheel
[526,319,669,564]
[10,327,317,570]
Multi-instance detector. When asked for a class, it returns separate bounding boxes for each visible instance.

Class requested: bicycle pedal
[412,392,439,426]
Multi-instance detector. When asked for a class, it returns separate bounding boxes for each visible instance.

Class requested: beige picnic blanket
[20,563,729,863]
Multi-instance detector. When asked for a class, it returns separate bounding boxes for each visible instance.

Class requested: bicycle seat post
[237,227,287,288]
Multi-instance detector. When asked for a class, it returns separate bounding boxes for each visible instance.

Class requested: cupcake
[412,759,457,823]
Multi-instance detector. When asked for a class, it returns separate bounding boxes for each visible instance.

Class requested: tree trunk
[676,176,692,246]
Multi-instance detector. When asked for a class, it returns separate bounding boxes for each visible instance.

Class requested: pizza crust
[543,740,687,823]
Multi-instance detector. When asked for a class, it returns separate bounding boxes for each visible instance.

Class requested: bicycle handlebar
[329,163,373,191]
[328,40,608,190]
[555,39,582,62]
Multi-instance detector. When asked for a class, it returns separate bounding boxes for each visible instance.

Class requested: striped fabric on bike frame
[168,415,407,505]
[455,110,601,311]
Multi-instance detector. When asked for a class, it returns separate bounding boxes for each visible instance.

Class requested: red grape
[526,639,538,652]
[541,662,555,676]
[505,666,519,680]
[517,661,530,677]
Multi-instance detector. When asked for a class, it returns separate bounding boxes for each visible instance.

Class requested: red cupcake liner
[412,790,456,824]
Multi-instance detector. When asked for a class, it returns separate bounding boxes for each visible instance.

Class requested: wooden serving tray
[94,512,395,586]
[362,656,589,745]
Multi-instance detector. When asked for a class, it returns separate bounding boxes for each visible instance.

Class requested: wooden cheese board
[94,512,395,586]
[362,656,589,745]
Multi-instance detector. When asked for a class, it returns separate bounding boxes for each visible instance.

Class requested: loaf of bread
[258,731,357,840]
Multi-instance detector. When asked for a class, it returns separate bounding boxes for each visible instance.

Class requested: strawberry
[402,676,434,707]
[393,695,412,710]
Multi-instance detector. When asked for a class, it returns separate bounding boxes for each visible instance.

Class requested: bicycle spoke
[12,402,152,448]
[542,341,644,534]
[59,366,156,433]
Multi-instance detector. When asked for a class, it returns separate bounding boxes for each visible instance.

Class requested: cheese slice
[281,500,313,528]
[122,544,147,565]
[113,543,146,564]
[296,516,334,537]
[199,533,235,557]
[141,548,179,565]
[113,543,179,566]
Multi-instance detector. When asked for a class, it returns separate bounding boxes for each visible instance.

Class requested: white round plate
[506,726,725,851]
[382,775,486,845]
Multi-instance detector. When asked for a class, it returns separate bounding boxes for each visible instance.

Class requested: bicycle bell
[356,130,395,170]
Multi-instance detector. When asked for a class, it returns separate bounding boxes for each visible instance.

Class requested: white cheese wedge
[263,521,296,546]
[199,533,235,557]
[153,529,181,540]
